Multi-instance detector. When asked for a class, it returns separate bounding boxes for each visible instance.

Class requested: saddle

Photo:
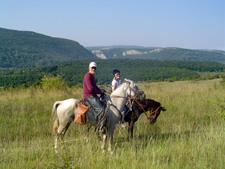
[75,96,108,128]
[74,100,88,125]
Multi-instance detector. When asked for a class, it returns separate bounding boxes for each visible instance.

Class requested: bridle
[110,82,143,111]
[126,83,145,99]
[130,98,161,119]
[125,82,145,99]
[109,82,160,120]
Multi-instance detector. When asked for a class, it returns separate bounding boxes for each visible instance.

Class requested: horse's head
[133,99,166,124]
[146,100,166,124]
[149,106,166,124]
[124,78,146,100]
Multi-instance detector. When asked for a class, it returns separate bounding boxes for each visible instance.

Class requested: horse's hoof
[102,149,105,154]
[55,149,58,154]
[84,137,89,143]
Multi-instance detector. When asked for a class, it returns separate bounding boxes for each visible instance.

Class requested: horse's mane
[147,99,161,106]
[134,99,161,108]
[111,82,126,96]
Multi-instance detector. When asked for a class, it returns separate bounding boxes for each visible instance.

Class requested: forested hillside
[0,27,97,69]
[1,27,224,71]
[0,59,224,87]
[88,46,225,63]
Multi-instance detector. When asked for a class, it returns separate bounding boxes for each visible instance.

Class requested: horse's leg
[54,134,59,153]
[128,121,134,140]
[101,134,107,153]
[108,134,114,154]
[53,119,60,153]
[107,126,115,154]
[85,124,92,142]
[55,121,72,153]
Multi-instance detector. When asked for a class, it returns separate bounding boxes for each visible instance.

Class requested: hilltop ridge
[87,46,225,63]
[0,27,97,69]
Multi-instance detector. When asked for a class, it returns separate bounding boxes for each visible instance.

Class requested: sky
[1,0,225,51]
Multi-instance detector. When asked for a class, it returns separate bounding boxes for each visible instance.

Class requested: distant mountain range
[87,46,225,63]
[0,27,224,70]
[0,27,97,69]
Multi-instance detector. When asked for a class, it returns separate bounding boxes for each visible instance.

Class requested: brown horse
[125,99,166,139]
[86,98,166,140]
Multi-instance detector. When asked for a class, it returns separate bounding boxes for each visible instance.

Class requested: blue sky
[1,0,225,50]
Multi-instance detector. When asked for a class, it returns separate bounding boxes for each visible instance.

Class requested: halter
[130,98,161,119]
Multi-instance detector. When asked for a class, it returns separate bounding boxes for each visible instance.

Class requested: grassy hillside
[0,79,224,168]
[0,27,97,69]
[88,46,225,63]
[0,59,224,87]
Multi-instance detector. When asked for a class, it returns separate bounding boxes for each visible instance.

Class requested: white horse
[52,79,145,154]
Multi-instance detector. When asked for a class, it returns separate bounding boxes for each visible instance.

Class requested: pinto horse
[125,99,166,139]
[52,79,145,154]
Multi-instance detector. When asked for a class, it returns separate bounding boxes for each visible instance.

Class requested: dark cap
[113,69,120,75]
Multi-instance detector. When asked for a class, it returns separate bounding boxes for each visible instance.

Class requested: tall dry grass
[0,79,224,169]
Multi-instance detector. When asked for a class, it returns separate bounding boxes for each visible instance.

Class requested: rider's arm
[112,81,117,92]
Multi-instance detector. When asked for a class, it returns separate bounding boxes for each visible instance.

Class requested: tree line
[0,59,224,88]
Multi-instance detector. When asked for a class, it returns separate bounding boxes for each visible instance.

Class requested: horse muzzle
[149,118,156,124]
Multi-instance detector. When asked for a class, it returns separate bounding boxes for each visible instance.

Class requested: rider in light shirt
[111,69,128,128]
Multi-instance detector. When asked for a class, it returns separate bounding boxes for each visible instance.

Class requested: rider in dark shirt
[83,62,105,132]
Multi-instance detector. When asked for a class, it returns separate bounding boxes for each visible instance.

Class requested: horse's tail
[52,101,62,116]
[53,118,59,135]
[52,101,62,135]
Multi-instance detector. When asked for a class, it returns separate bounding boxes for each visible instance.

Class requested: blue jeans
[85,96,104,120]
[123,105,129,114]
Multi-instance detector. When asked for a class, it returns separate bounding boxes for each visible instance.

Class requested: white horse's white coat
[52,79,144,153]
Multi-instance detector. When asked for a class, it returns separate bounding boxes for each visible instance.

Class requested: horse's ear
[124,78,134,86]
[160,107,166,111]
[124,78,128,82]
[124,78,130,84]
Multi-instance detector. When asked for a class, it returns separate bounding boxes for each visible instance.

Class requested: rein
[109,82,145,113]
[130,98,160,119]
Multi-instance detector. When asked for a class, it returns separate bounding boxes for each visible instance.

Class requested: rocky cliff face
[91,50,107,59]
[88,47,225,63]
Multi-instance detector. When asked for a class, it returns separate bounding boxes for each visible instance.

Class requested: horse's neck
[110,84,127,111]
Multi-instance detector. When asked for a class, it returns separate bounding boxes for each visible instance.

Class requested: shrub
[41,74,67,89]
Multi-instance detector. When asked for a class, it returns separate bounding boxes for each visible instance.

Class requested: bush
[41,74,67,89]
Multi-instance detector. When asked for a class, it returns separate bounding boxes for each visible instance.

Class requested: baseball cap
[89,62,97,68]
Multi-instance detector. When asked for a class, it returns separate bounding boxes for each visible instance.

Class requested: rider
[112,69,121,92]
[111,69,128,128]
[83,62,106,132]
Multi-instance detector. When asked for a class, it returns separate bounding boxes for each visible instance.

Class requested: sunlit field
[0,79,224,169]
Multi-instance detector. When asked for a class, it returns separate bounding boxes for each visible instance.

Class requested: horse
[52,79,145,154]
[86,98,166,140]
[125,99,166,139]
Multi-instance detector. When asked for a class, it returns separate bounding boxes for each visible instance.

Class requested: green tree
[41,74,66,89]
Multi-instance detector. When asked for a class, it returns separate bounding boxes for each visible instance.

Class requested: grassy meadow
[0,79,224,169]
